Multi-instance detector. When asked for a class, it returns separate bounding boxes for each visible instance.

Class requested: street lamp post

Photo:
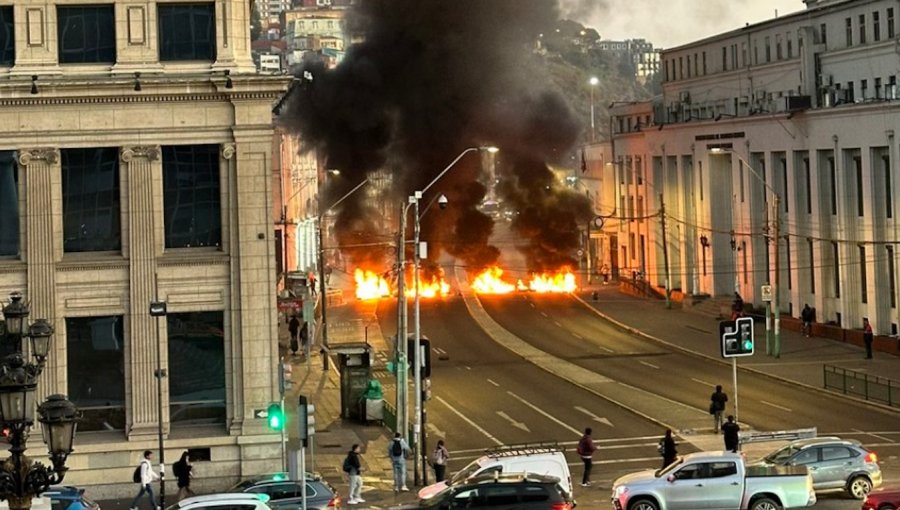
[709,148,782,358]
[589,77,599,142]
[149,289,167,509]
[0,292,80,510]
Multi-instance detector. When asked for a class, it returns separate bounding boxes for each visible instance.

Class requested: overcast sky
[559,0,807,49]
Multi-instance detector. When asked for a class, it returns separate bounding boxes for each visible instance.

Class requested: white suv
[166,493,273,510]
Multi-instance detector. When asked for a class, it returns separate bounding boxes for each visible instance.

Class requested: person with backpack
[129,450,159,510]
[659,429,678,468]
[387,432,411,492]
[342,444,364,505]
[576,427,597,487]
[710,385,728,433]
[432,440,450,482]
[173,451,194,502]
[722,415,741,452]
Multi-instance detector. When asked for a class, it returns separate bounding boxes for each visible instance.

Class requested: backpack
[132,464,142,484]
[577,436,591,456]
[432,448,445,466]
[391,439,403,457]
[342,455,353,473]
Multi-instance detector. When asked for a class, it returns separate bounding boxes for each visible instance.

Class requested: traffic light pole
[772,196,781,359]
[732,356,739,423]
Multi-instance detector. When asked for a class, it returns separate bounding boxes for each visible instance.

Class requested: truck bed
[746,464,809,477]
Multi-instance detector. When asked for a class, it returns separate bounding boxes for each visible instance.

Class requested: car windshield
[765,445,799,463]
[419,486,454,507]
[654,458,683,477]
[450,459,485,485]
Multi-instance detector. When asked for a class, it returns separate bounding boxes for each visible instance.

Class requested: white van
[418,445,572,500]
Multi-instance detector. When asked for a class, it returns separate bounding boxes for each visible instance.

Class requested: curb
[571,293,900,417]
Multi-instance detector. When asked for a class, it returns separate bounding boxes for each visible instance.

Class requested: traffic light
[407,336,432,378]
[299,395,315,444]
[279,361,293,395]
[721,317,754,358]
[422,377,432,401]
[267,403,284,431]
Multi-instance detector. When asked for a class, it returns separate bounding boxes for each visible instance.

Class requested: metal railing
[740,427,817,444]
[824,365,898,407]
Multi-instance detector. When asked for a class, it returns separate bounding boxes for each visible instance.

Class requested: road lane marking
[760,400,793,412]
[554,321,562,327]
[507,390,582,436]
[529,302,536,308]
[463,365,471,370]
[427,422,447,439]
[598,345,615,353]
[540,311,548,317]
[435,395,503,445]
[434,347,447,355]
[496,411,531,433]
[574,406,614,427]
[691,377,716,387]
[640,361,659,369]
[487,378,500,387]
[572,332,584,340]
[853,428,895,442]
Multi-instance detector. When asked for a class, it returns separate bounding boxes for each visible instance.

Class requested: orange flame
[472,267,517,294]
[528,269,577,293]
[415,273,451,298]
[354,269,391,300]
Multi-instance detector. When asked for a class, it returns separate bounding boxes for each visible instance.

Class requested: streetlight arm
[727,151,780,200]
[421,148,479,195]
[324,178,370,213]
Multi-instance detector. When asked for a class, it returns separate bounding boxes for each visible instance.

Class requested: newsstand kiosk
[331,342,372,420]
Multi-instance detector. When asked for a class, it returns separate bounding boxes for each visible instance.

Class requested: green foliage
[250,0,262,42]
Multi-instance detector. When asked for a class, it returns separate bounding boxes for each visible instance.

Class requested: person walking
[432,440,450,483]
[173,451,194,502]
[863,318,874,359]
[710,385,728,433]
[387,433,411,492]
[576,427,597,487]
[288,315,301,355]
[722,415,741,452]
[343,444,364,505]
[660,429,678,468]
[129,450,159,510]
[801,304,814,338]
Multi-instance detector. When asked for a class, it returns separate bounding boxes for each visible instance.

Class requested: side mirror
[667,474,676,483]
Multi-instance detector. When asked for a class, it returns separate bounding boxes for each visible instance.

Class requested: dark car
[44,486,99,510]
[231,474,341,510]
[863,489,900,510]
[404,472,573,510]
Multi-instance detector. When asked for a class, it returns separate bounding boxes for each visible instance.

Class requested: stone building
[0,0,288,496]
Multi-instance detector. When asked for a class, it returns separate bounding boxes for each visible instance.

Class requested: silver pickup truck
[611,452,816,510]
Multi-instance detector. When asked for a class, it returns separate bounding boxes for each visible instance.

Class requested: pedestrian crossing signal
[720,317,754,358]
[267,403,284,431]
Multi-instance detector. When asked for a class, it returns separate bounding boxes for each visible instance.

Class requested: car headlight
[613,485,628,497]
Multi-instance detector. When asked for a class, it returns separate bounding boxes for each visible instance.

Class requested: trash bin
[360,379,384,424]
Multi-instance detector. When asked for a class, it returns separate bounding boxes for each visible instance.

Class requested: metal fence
[824,365,898,407]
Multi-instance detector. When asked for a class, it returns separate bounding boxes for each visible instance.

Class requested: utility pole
[396,203,408,441]
[317,215,329,370]
[659,194,672,309]
[412,194,422,486]
[772,195,781,358]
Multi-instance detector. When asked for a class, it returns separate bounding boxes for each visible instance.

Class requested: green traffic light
[743,340,753,351]
[267,403,284,431]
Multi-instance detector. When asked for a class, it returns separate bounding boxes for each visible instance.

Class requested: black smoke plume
[278,0,593,272]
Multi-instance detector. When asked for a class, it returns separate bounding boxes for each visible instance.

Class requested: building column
[17,148,63,397]
[121,145,167,439]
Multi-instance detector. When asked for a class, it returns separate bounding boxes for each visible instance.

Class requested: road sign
[253,408,269,419]
[720,317,755,358]
[760,284,772,302]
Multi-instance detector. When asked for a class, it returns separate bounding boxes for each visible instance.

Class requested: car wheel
[749,497,782,510]
[628,498,659,510]
[848,475,873,499]
[879,505,897,510]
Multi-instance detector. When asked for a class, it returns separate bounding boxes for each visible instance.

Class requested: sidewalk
[576,284,900,407]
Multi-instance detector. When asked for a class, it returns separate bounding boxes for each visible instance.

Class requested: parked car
[45,486,99,510]
[405,472,573,509]
[418,444,572,501]
[165,493,272,510]
[231,474,341,510]
[862,489,900,510]
[756,437,882,499]
[611,451,815,510]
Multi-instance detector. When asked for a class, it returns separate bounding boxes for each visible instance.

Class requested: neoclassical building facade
[0,0,287,496]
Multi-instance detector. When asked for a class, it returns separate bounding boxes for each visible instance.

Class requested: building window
[787,35,793,58]
[721,47,726,70]
[876,77,882,99]
[739,162,744,202]
[0,151,18,257]
[0,7,12,66]
[699,161,704,201]
[686,55,691,78]
[629,233,636,260]
[765,36,771,62]
[61,148,121,252]
[884,155,893,218]
[66,316,126,432]
[158,3,216,61]
[804,158,811,214]
[808,239,816,293]
[780,156,789,213]
[860,14,867,44]
[702,51,707,74]
[776,35,783,59]
[860,245,868,303]
[753,43,759,65]
[847,81,855,102]
[694,52,698,76]
[874,11,881,41]
[855,156,864,217]
[820,22,827,45]
[57,5,116,64]
[163,145,221,249]
[889,245,897,308]
[786,238,792,290]
[846,17,853,46]
[679,56,683,79]
[861,79,868,100]
[833,241,840,297]
[889,8,895,38]
[829,157,837,215]
[167,311,226,426]
[742,241,748,283]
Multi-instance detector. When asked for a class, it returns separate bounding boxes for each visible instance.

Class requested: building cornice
[0,90,284,108]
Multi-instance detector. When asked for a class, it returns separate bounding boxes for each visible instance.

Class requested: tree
[250,0,262,41]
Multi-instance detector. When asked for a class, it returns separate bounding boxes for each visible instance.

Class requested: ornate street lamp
[0,292,79,510]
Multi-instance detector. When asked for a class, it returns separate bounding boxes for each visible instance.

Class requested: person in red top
[863,318,874,359]
[577,427,597,487]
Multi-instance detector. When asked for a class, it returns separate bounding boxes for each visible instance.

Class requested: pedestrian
[432,440,450,483]
[576,427,597,487]
[387,432,411,492]
[721,415,741,452]
[710,385,728,433]
[342,444,364,505]
[173,451,194,502]
[288,315,300,355]
[659,429,678,468]
[601,264,610,285]
[731,292,744,320]
[299,321,309,355]
[129,450,159,510]
[863,318,874,359]
[801,304,814,338]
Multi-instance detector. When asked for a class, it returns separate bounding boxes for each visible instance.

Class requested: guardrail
[740,427,817,444]
[824,364,898,407]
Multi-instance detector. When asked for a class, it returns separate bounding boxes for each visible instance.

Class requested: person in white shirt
[130,450,160,510]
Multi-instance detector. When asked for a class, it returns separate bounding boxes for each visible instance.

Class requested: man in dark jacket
[801,304,814,337]
[577,427,597,487]
[710,385,728,433]
[288,316,300,355]
[343,444,363,505]
[721,415,741,452]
